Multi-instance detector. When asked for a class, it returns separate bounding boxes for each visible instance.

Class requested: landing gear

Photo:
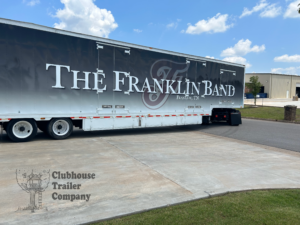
[7,119,37,142]
[47,118,73,140]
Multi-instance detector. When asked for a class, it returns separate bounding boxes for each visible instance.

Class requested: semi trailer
[0,18,244,142]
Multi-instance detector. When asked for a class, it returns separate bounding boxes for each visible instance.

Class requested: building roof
[246,73,300,77]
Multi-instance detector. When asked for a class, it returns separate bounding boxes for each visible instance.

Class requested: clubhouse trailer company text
[52,171,95,202]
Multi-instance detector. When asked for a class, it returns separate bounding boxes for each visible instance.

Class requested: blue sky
[1,0,300,74]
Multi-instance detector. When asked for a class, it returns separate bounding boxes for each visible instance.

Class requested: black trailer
[0,18,244,142]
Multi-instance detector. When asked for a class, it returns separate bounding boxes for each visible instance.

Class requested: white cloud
[223,56,252,68]
[183,13,233,35]
[240,0,268,18]
[205,56,215,59]
[133,29,142,33]
[23,0,40,6]
[221,39,265,57]
[271,66,300,75]
[167,22,178,29]
[260,4,282,17]
[53,0,118,38]
[220,39,265,68]
[274,54,300,62]
[167,19,182,29]
[284,0,300,18]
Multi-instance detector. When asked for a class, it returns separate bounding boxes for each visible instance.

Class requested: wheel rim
[13,121,33,139]
[52,120,69,136]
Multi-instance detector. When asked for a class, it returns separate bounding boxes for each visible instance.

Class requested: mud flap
[230,112,242,125]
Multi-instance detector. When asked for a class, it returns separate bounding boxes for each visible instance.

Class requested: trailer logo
[142,59,189,110]
[46,61,236,105]
[16,169,50,213]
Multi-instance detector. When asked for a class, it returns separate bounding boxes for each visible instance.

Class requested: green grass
[93,189,300,225]
[237,105,300,122]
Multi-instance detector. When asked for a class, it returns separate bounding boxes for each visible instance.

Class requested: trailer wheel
[7,119,37,142]
[48,118,73,140]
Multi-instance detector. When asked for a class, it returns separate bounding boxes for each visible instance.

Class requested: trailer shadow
[0,122,232,143]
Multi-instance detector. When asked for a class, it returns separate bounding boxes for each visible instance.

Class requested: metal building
[245,73,300,99]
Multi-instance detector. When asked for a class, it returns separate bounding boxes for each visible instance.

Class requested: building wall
[291,76,300,97]
[270,75,292,98]
[245,74,271,96]
[246,73,300,99]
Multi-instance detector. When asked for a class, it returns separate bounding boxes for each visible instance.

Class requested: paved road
[188,119,300,152]
[1,119,299,152]
[1,120,300,225]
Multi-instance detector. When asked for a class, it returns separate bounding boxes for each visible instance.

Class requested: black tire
[7,119,37,142]
[47,118,73,140]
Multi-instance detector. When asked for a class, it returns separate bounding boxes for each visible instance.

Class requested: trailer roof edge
[0,17,245,68]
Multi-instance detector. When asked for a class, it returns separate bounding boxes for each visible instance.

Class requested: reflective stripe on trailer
[69,114,208,119]
[0,118,11,121]
[150,115,177,117]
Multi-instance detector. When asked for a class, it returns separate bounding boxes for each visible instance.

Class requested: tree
[298,3,300,14]
[246,76,262,106]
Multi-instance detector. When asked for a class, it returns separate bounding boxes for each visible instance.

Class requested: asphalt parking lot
[1,125,300,225]
[197,119,300,152]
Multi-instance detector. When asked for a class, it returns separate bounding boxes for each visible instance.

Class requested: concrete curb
[244,104,300,108]
[84,188,300,225]
[244,104,299,109]
[242,117,300,124]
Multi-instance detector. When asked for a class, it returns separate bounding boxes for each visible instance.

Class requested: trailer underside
[1,108,242,142]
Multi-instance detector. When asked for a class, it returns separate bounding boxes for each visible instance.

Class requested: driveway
[0,126,300,224]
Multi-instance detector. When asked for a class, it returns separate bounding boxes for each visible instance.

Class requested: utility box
[284,105,297,121]
[293,96,298,101]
